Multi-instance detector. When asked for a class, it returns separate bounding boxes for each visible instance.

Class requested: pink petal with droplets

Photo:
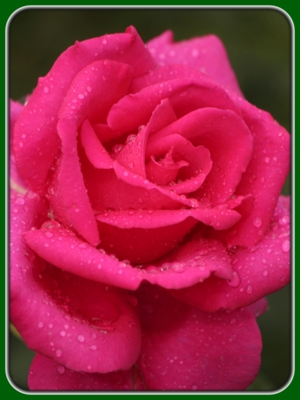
[10,192,141,374]
[146,30,243,96]
[47,119,99,246]
[170,196,290,311]
[113,161,201,209]
[47,60,134,245]
[9,100,27,192]
[13,27,155,193]
[136,283,262,391]
[24,220,234,290]
[108,73,241,135]
[223,97,291,246]
[28,354,145,391]
[80,119,113,169]
[115,124,148,177]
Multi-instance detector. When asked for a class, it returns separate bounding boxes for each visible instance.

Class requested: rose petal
[28,354,145,391]
[146,152,189,186]
[9,100,27,192]
[13,26,156,193]
[95,207,240,230]
[80,119,113,169]
[136,283,262,391]
[47,60,134,245]
[46,119,99,246]
[146,30,243,95]
[108,73,241,135]
[58,60,134,124]
[170,196,290,311]
[10,191,141,374]
[223,96,291,246]
[24,221,235,291]
[113,161,201,209]
[114,124,148,177]
[96,213,197,264]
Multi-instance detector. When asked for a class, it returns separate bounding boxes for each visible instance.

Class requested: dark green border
[3,1,296,399]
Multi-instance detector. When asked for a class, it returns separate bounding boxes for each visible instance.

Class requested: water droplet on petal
[253,217,262,228]
[282,240,290,252]
[15,197,25,205]
[43,87,49,94]
[77,334,85,343]
[57,365,65,374]
[126,134,137,144]
[227,271,241,288]
[55,349,62,357]
[246,284,253,294]
[44,231,53,238]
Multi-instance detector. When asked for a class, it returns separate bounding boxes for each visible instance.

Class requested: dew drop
[227,271,241,288]
[246,285,253,294]
[43,87,49,94]
[263,270,268,277]
[44,231,53,238]
[253,217,262,228]
[77,334,85,343]
[126,134,137,144]
[90,345,97,351]
[112,144,123,154]
[282,240,290,252]
[279,216,290,226]
[57,365,65,374]
[15,197,25,205]
[38,322,43,328]
[264,157,270,164]
[60,330,66,337]
[55,349,62,357]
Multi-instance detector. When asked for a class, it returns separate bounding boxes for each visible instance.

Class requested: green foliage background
[8,7,292,392]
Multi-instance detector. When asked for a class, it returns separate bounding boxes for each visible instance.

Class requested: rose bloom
[10,26,290,391]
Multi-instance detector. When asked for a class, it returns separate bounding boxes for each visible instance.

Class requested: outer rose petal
[171,196,290,311]
[9,100,27,192]
[10,192,141,373]
[13,26,156,193]
[146,30,243,96]
[223,98,291,246]
[47,60,134,245]
[24,221,234,291]
[29,355,145,391]
[136,283,262,391]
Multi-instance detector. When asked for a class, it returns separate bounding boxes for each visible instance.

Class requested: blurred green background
[7,7,292,392]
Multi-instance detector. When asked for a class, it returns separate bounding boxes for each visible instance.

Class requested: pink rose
[10,26,290,391]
